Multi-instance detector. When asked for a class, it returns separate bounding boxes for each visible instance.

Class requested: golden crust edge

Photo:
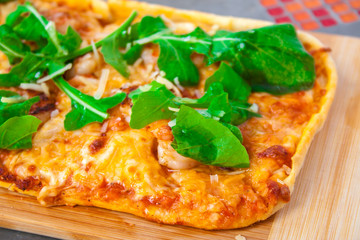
[0,0,337,229]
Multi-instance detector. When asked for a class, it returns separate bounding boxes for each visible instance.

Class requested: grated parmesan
[235,234,246,240]
[20,83,44,92]
[282,164,291,175]
[155,76,182,97]
[210,174,219,184]
[90,40,100,64]
[1,96,26,103]
[173,77,184,91]
[94,69,110,99]
[168,107,180,112]
[277,179,285,185]
[41,83,50,97]
[50,109,59,118]
[100,121,109,134]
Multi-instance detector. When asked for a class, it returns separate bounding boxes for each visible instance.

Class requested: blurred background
[143,0,360,36]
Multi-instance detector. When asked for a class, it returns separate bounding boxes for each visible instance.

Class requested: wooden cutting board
[0,32,359,240]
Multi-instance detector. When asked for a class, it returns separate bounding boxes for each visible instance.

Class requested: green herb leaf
[205,62,251,102]
[211,24,315,94]
[101,34,130,78]
[67,11,138,62]
[156,39,199,86]
[171,105,249,168]
[124,17,211,86]
[6,3,67,56]
[0,93,40,125]
[0,54,47,87]
[154,28,211,86]
[0,115,41,150]
[53,77,126,131]
[129,81,177,129]
[59,26,82,53]
[0,25,29,64]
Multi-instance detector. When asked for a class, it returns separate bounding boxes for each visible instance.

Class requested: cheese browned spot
[89,137,107,155]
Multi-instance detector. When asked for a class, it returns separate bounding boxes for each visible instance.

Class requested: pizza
[0,0,336,230]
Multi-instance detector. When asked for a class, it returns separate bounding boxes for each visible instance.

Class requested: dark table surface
[1,0,359,239]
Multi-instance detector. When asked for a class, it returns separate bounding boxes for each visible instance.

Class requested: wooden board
[0,32,359,240]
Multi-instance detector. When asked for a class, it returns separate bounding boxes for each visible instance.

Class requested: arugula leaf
[0,25,29,64]
[101,16,167,77]
[153,29,211,86]
[130,81,258,128]
[156,39,199,86]
[173,82,226,108]
[0,93,40,125]
[6,3,64,55]
[205,62,251,102]
[211,24,315,94]
[0,115,41,150]
[230,101,261,125]
[66,11,138,62]
[129,81,177,129]
[171,105,249,168]
[124,17,211,86]
[101,33,130,78]
[0,3,133,132]
[0,54,47,87]
[53,77,126,131]
[59,26,82,53]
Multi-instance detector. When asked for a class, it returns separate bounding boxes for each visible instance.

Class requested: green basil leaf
[171,105,249,168]
[205,62,251,102]
[53,77,126,131]
[0,25,29,64]
[211,24,315,94]
[0,115,41,150]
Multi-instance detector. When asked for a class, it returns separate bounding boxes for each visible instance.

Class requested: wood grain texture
[269,33,360,240]
[0,33,358,240]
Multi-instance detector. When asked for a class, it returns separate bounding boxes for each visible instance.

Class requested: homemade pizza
[0,0,336,229]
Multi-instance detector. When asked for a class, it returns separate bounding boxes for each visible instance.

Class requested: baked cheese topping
[0,0,331,229]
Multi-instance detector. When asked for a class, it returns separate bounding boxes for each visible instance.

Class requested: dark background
[1,0,359,239]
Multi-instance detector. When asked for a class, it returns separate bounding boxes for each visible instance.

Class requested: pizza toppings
[0,2,315,169]
[0,90,40,150]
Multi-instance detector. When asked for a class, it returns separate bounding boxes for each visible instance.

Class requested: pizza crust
[0,0,337,229]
